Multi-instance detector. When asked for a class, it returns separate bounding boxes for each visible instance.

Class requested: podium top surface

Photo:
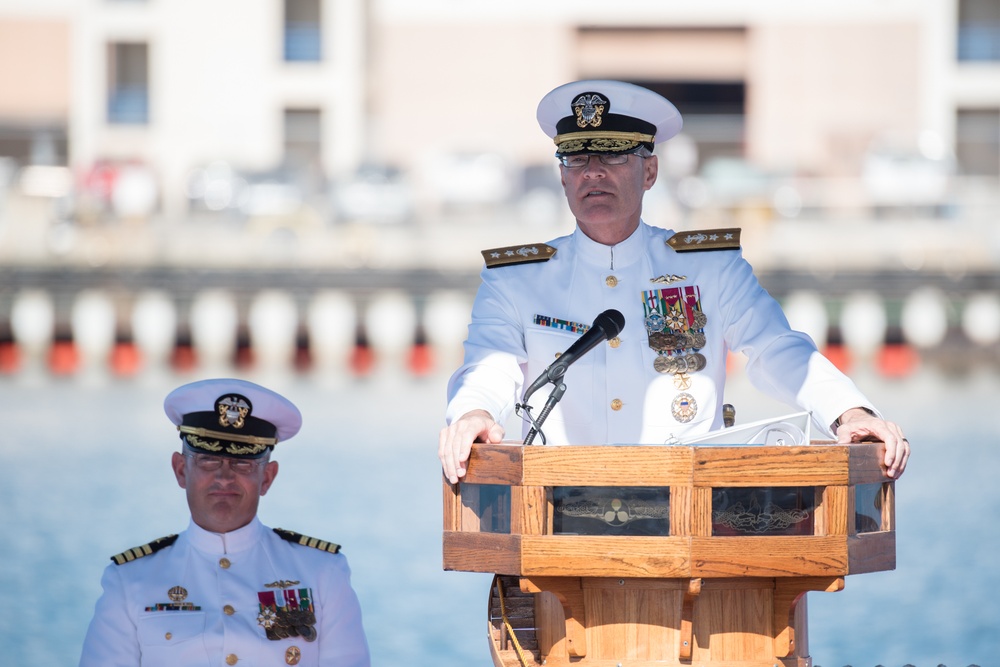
[461,441,889,488]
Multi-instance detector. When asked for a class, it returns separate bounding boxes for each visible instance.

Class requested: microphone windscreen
[595,309,625,339]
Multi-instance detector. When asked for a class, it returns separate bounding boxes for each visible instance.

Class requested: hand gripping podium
[442,442,895,666]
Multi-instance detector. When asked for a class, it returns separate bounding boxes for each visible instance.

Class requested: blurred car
[17,164,74,199]
[515,163,565,225]
[862,136,956,215]
[186,161,247,213]
[330,164,414,224]
[186,163,310,220]
[676,157,801,218]
[237,168,305,218]
[0,156,16,191]
[421,151,512,209]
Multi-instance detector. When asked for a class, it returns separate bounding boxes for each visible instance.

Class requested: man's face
[560,153,658,244]
[172,450,278,533]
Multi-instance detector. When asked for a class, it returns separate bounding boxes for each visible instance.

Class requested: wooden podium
[443,442,895,666]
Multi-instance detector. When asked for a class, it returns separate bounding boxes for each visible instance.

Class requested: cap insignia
[217,394,251,429]
[572,93,607,129]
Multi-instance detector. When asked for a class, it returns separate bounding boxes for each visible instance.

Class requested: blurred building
[0,0,367,219]
[0,0,997,220]
[372,0,1000,215]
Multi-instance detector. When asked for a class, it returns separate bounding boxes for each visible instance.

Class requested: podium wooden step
[489,575,542,667]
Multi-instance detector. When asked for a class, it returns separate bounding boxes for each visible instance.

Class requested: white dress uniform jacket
[446,221,876,445]
[79,517,370,667]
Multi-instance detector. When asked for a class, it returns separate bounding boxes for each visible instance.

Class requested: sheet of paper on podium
[675,411,812,446]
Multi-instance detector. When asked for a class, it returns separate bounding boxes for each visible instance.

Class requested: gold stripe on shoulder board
[666,228,741,252]
[111,534,179,565]
[482,243,556,269]
[273,528,341,554]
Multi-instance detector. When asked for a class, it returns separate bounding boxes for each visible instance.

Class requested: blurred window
[107,42,149,124]
[958,0,1000,61]
[956,108,1000,176]
[284,0,322,62]
[0,126,67,166]
[283,108,323,170]
[633,79,746,165]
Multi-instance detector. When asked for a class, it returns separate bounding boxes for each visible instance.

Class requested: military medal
[642,286,709,388]
[648,331,683,351]
[653,355,675,374]
[684,352,707,372]
[258,584,318,642]
[672,393,698,423]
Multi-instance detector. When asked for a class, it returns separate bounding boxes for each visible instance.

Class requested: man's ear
[259,461,279,496]
[643,154,659,191]
[171,451,188,489]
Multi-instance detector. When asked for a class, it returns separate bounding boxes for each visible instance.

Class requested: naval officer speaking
[438,80,910,483]
[79,378,370,667]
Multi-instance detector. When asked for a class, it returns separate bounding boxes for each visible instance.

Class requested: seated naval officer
[80,378,370,667]
[438,80,909,483]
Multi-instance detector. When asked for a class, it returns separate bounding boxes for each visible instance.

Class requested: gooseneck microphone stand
[521,380,567,446]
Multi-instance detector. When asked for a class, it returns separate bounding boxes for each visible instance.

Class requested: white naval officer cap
[536,80,683,156]
[164,378,302,458]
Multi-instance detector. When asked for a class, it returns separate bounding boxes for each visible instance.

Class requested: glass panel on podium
[553,486,671,536]
[855,482,886,533]
[460,483,511,533]
[711,487,815,536]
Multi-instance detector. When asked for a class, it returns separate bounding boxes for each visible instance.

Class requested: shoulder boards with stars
[481,243,556,269]
[273,528,341,554]
[110,534,179,566]
[666,228,741,252]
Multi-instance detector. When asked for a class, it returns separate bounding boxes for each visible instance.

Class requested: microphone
[522,309,625,403]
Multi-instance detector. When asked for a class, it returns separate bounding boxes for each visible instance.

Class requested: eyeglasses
[558,153,646,169]
[185,453,264,475]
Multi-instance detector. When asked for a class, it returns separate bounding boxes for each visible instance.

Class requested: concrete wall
[0,18,71,123]
[749,21,923,174]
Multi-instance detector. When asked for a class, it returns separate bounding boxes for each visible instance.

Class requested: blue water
[1,364,997,666]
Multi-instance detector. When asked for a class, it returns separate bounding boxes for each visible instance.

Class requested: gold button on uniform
[285,646,302,665]
[605,275,618,287]
[223,604,235,616]
[226,654,238,666]
[165,632,172,640]
[219,558,231,569]
[611,399,623,411]
[609,337,621,348]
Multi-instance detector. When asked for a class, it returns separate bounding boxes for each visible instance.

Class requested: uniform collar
[572,221,648,269]
[186,516,264,555]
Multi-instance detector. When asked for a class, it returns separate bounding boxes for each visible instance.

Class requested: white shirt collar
[572,221,647,270]
[186,516,264,555]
